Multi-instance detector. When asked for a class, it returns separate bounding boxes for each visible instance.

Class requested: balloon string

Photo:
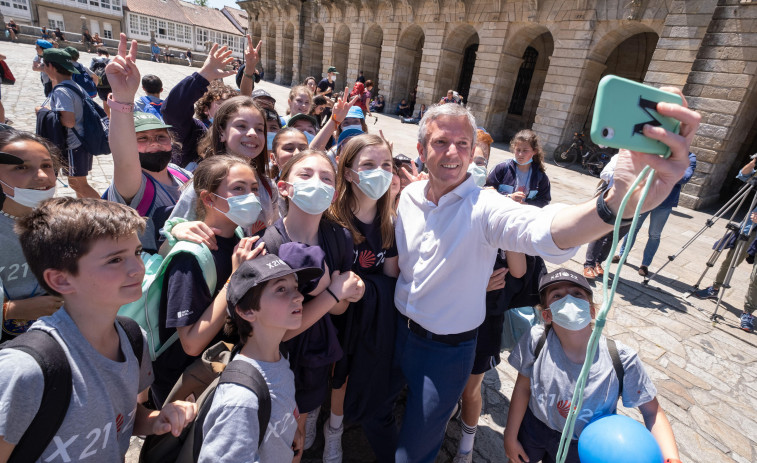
[555,166,655,463]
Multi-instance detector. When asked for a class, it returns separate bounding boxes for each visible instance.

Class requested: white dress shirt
[394,175,578,335]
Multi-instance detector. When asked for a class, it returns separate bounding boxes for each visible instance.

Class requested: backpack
[101,168,191,218]
[139,96,165,121]
[57,81,110,155]
[71,62,98,98]
[0,60,15,85]
[0,316,143,463]
[534,325,625,396]
[117,227,242,361]
[91,57,110,89]
[139,342,271,463]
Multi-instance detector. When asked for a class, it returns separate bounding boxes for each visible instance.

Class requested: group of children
[0,33,682,463]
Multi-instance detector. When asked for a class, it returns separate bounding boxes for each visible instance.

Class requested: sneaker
[740,313,754,333]
[322,421,344,463]
[693,286,719,300]
[595,263,604,276]
[611,254,620,264]
[583,266,597,279]
[638,265,649,277]
[304,406,320,450]
[452,450,473,463]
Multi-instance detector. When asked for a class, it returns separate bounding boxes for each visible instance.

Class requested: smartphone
[590,75,683,157]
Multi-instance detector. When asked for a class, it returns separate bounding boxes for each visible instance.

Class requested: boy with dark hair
[0,197,197,462]
[135,74,165,121]
[90,48,112,118]
[42,48,99,199]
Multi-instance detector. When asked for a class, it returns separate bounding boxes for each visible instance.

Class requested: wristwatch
[107,95,134,114]
[596,191,632,227]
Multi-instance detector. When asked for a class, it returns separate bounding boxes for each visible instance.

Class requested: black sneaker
[693,286,719,300]
[638,266,649,277]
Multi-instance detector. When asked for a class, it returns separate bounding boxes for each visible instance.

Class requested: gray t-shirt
[169,176,278,231]
[0,309,153,461]
[508,324,656,438]
[0,214,45,339]
[107,164,190,253]
[48,79,85,150]
[33,55,50,84]
[199,354,297,463]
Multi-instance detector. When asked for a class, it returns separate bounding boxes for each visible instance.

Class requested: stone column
[321,21,335,80]
[466,20,509,135]
[377,21,400,102]
[346,23,363,88]
[275,19,285,85]
[414,22,446,110]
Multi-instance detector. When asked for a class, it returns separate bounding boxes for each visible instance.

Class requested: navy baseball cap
[538,268,593,296]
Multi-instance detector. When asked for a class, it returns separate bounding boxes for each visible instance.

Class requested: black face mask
[138,150,173,172]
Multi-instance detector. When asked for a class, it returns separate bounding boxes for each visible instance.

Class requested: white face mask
[549,294,592,331]
[351,167,393,200]
[467,163,487,187]
[341,123,362,131]
[213,192,261,228]
[0,180,56,209]
[289,178,335,215]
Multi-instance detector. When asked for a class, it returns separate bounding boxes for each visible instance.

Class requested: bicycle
[552,132,613,177]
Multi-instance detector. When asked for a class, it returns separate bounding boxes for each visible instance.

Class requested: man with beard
[105,111,191,254]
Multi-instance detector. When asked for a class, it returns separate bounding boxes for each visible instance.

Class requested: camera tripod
[643,175,757,322]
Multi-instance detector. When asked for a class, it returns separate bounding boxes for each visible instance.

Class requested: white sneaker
[304,406,320,450]
[322,421,344,463]
[452,450,473,463]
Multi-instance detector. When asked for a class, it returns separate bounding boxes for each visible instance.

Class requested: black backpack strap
[3,330,72,463]
[116,316,144,368]
[533,324,550,359]
[218,360,271,448]
[606,338,624,397]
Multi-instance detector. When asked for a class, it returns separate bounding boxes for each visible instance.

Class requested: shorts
[471,312,503,375]
[97,87,110,101]
[518,407,580,463]
[63,144,93,177]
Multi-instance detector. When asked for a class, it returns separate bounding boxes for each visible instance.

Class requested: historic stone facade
[238,0,757,210]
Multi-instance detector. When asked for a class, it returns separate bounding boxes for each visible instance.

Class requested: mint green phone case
[590,75,683,157]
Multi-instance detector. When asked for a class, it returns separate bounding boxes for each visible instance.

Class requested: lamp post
[242,26,248,64]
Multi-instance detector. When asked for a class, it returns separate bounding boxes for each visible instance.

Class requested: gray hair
[417,103,477,148]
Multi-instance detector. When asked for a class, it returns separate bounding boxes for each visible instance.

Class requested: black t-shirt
[318,78,335,96]
[150,234,239,407]
[352,215,397,276]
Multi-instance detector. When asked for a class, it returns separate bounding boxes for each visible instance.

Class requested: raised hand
[199,43,236,82]
[243,35,262,70]
[331,86,359,122]
[400,160,429,183]
[106,33,140,101]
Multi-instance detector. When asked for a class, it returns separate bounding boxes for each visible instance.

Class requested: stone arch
[265,22,277,81]
[309,24,325,80]
[488,24,554,139]
[435,23,479,104]
[332,24,350,90]
[282,22,295,86]
[360,23,384,89]
[390,24,425,109]
[250,22,262,49]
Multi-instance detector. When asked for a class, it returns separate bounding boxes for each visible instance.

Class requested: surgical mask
[341,123,362,131]
[515,157,533,166]
[0,180,56,209]
[549,295,592,331]
[267,132,277,151]
[139,150,173,172]
[467,164,487,187]
[288,178,334,215]
[351,168,392,200]
[303,131,315,144]
[213,192,261,228]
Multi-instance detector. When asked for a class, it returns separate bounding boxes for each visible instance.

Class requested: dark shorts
[518,407,580,463]
[97,87,110,101]
[63,144,93,177]
[471,313,503,375]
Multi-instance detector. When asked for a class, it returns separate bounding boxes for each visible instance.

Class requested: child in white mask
[504,268,681,463]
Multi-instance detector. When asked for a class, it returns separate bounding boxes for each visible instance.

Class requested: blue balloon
[578,414,663,463]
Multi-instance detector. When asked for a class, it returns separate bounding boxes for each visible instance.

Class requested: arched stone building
[238,0,757,210]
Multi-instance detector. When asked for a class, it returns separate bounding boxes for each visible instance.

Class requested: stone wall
[238,0,757,210]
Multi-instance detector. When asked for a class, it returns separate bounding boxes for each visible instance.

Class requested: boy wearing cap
[64,46,99,98]
[504,268,680,463]
[42,48,100,199]
[317,66,338,97]
[32,40,54,97]
[199,250,323,462]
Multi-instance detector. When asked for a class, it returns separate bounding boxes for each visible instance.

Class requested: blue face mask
[267,132,277,151]
[351,167,393,200]
[303,131,315,144]
[514,157,533,166]
[289,178,335,215]
[467,163,487,187]
[549,294,592,331]
[213,192,262,228]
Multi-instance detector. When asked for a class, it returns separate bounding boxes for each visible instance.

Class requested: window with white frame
[103,22,112,39]
[1,0,29,11]
[128,14,139,35]
[47,12,64,31]
[101,0,111,10]
[112,0,121,12]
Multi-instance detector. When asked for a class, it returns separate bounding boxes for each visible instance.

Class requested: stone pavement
[2,41,756,463]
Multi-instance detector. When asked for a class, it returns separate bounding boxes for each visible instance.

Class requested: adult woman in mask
[0,131,64,340]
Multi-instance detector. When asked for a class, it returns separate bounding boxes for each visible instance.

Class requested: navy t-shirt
[352,215,397,276]
[150,233,239,407]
